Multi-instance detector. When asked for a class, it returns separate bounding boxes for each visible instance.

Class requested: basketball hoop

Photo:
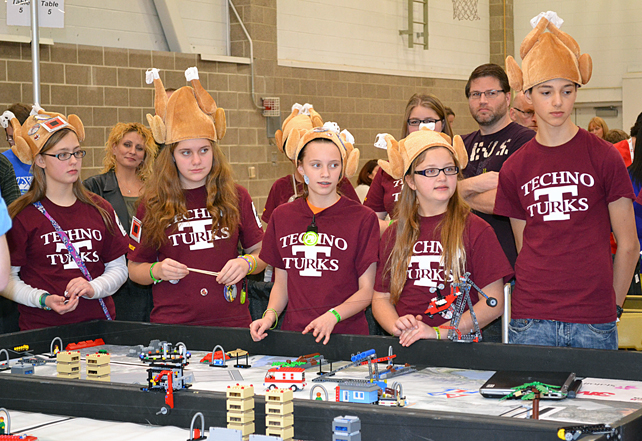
[453,0,480,21]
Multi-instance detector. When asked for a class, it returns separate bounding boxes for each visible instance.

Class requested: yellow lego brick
[86,374,111,382]
[86,353,110,365]
[226,384,254,399]
[266,401,293,415]
[56,363,80,374]
[57,371,80,379]
[266,414,294,428]
[265,388,293,403]
[87,364,110,376]
[227,410,254,424]
[227,398,254,411]
[56,351,80,363]
[227,421,254,436]
[266,426,294,440]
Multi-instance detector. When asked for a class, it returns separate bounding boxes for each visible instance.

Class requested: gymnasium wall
[0,0,495,213]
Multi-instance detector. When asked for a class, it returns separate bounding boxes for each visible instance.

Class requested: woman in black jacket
[84,122,157,321]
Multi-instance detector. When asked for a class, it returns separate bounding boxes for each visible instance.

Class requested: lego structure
[332,415,361,441]
[86,352,110,382]
[56,350,80,379]
[140,341,193,391]
[226,384,255,440]
[264,366,306,391]
[265,388,294,441]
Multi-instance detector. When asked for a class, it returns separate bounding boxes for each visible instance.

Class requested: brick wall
[0,0,481,214]
[489,0,514,66]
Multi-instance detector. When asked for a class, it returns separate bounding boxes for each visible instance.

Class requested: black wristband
[617,305,624,319]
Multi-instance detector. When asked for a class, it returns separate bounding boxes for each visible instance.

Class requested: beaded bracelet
[244,254,257,274]
[39,293,52,311]
[150,262,162,284]
[432,326,441,340]
[262,308,279,329]
[329,308,342,323]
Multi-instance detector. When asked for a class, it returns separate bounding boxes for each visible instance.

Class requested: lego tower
[56,350,80,379]
[86,352,111,381]
[226,384,255,440]
[265,388,293,441]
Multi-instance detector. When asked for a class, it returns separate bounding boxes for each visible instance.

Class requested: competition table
[1,320,641,441]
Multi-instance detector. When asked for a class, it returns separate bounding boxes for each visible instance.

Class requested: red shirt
[8,196,129,330]
[260,197,379,334]
[375,213,513,326]
[495,128,635,324]
[613,139,633,167]
[128,185,264,327]
[363,169,403,216]
[262,174,359,223]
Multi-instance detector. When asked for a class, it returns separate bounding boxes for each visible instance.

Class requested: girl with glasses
[2,110,129,330]
[365,94,453,234]
[372,128,512,346]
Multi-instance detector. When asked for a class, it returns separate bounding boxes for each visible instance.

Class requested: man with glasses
[458,64,535,342]
[510,91,538,131]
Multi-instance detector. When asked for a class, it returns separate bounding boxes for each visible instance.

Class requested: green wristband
[329,308,341,323]
[150,262,162,284]
[262,308,279,330]
[40,293,52,311]
[433,326,441,340]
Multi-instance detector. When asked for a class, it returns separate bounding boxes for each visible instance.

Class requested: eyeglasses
[407,118,442,127]
[468,90,505,100]
[512,107,535,118]
[414,166,459,178]
[41,150,87,161]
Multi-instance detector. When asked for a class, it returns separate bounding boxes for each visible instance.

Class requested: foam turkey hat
[274,103,323,154]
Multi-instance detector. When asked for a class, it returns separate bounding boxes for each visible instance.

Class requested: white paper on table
[577,378,642,402]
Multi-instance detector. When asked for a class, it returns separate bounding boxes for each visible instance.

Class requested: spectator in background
[355,159,379,203]
[613,112,642,167]
[588,116,609,140]
[509,91,537,131]
[605,129,630,144]
[84,122,158,322]
[1,103,32,194]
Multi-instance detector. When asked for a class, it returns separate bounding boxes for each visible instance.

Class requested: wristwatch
[617,305,624,319]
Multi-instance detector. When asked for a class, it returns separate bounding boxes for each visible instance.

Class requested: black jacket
[83,170,132,233]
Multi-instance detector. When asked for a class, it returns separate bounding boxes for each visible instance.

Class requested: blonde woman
[588,117,609,140]
[372,128,513,346]
[84,122,157,321]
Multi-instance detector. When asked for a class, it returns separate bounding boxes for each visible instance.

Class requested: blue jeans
[508,319,618,350]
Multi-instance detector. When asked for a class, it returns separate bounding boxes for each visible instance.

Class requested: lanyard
[34,201,112,320]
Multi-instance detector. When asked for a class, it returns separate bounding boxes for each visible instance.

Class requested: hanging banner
[7,0,65,28]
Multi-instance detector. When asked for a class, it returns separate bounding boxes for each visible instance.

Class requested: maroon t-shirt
[462,122,536,267]
[260,197,379,334]
[128,185,264,327]
[261,174,359,223]
[375,213,513,326]
[8,196,129,330]
[363,168,403,216]
[495,128,635,324]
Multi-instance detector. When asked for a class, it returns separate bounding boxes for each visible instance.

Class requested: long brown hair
[101,122,158,182]
[9,128,114,230]
[385,147,470,303]
[401,94,454,139]
[141,140,239,248]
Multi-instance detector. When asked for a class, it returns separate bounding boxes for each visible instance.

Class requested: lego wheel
[289,384,299,392]
[267,384,277,390]
[486,297,498,307]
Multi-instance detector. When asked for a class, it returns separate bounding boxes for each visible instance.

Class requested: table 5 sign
[7,0,65,28]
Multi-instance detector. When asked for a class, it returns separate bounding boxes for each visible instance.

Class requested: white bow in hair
[340,129,354,145]
[0,111,14,129]
[322,121,340,134]
[145,68,160,84]
[374,133,390,150]
[530,11,563,29]
[30,104,43,116]
[185,67,199,82]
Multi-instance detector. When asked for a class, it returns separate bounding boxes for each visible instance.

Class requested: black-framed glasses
[512,107,535,118]
[407,118,442,127]
[414,166,459,178]
[41,150,87,161]
[469,89,505,100]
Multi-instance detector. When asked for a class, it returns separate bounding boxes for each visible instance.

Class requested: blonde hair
[588,117,609,139]
[141,140,239,249]
[101,122,158,182]
[385,147,470,303]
